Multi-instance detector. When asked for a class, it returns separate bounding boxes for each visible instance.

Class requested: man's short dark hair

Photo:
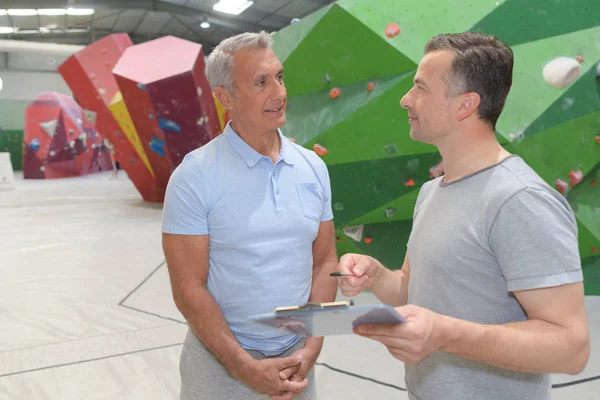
[425,32,514,128]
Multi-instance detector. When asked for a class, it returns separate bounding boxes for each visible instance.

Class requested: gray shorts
[180,328,317,400]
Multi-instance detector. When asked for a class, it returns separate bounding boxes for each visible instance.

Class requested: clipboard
[248,300,406,337]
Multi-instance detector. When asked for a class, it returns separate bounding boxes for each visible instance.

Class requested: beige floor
[0,171,598,399]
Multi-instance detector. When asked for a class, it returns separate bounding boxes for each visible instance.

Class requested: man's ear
[456,92,481,121]
[214,86,234,111]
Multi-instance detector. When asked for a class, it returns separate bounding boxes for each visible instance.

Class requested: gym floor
[1,172,598,399]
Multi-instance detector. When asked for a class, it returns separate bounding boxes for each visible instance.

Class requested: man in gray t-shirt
[335,32,590,400]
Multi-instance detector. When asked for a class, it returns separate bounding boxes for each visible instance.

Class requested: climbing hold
[429,161,444,178]
[313,143,328,156]
[368,82,375,91]
[98,88,106,96]
[69,140,75,148]
[323,73,331,84]
[593,247,598,254]
[343,225,364,242]
[405,178,415,187]
[542,57,581,89]
[197,87,203,96]
[385,23,401,38]
[385,207,397,218]
[137,83,146,90]
[29,138,41,152]
[333,202,344,211]
[595,136,600,144]
[102,48,107,54]
[336,236,342,242]
[384,143,398,156]
[159,118,182,133]
[149,136,166,156]
[40,166,45,172]
[197,116,205,126]
[596,63,600,79]
[569,170,583,186]
[576,55,584,64]
[329,87,341,99]
[149,114,155,119]
[39,119,58,137]
[49,150,56,157]
[555,178,568,194]
[364,237,373,244]
[289,138,296,143]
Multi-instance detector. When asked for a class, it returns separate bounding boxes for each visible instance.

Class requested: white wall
[0,69,72,102]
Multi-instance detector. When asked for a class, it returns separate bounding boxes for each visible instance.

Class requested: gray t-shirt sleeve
[489,187,583,292]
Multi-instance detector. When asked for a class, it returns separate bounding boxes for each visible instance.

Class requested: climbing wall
[58,34,159,201]
[0,129,23,171]
[23,91,112,179]
[112,35,221,200]
[272,0,600,294]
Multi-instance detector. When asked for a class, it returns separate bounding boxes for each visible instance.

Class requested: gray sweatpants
[180,328,317,400]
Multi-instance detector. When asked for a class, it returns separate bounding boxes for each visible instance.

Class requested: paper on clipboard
[248,301,406,337]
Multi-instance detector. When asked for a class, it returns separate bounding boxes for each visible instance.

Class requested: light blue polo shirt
[161,121,333,355]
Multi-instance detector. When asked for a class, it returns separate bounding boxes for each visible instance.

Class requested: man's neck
[231,120,281,162]
[436,128,512,183]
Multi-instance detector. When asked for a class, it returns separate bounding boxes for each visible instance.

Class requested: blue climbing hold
[30,138,41,152]
[149,136,166,156]
[159,118,182,133]
[137,83,146,90]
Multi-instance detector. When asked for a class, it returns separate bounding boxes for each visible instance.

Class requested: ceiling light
[213,0,253,15]
[38,9,67,16]
[200,21,210,28]
[0,27,14,34]
[0,77,4,93]
[66,8,95,16]
[7,9,37,16]
[39,27,51,33]
[0,10,6,16]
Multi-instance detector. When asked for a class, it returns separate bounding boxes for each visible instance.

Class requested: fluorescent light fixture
[0,10,6,16]
[39,27,51,33]
[38,9,67,16]
[0,27,14,34]
[213,0,253,15]
[66,8,95,16]
[7,9,37,16]
[200,21,210,28]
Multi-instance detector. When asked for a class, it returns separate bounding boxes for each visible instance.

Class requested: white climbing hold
[197,87,202,97]
[542,57,581,89]
[39,119,58,138]
[342,225,364,243]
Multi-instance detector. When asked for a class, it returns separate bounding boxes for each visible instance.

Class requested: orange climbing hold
[593,247,598,254]
[576,55,584,63]
[368,82,375,91]
[336,236,342,242]
[313,143,328,156]
[329,87,341,99]
[595,136,600,144]
[364,237,372,244]
[556,178,568,194]
[385,23,401,38]
[405,178,415,187]
[569,170,583,186]
[429,161,444,178]
[289,138,296,143]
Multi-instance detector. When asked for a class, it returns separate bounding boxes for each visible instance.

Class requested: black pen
[330,272,354,277]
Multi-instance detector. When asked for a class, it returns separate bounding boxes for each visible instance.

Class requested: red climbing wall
[112,35,220,201]
[23,91,112,179]
[58,33,160,201]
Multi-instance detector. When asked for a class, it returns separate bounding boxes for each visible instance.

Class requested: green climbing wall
[0,130,24,171]
[272,0,600,295]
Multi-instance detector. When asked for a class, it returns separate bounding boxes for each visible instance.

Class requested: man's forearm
[441,316,590,375]
[176,287,254,380]
[371,263,409,307]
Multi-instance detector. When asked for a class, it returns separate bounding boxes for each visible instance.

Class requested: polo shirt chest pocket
[296,182,324,222]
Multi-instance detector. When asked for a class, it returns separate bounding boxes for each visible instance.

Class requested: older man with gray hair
[161,31,338,400]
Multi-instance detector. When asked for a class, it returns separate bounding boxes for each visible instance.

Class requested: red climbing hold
[289,138,296,143]
[336,236,342,242]
[313,143,328,156]
[556,178,568,194]
[405,178,415,187]
[595,136,600,144]
[368,82,375,91]
[385,23,401,38]
[576,55,584,63]
[569,170,583,186]
[593,247,598,254]
[364,237,373,244]
[329,87,341,99]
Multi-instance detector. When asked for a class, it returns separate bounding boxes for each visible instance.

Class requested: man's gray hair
[205,31,274,91]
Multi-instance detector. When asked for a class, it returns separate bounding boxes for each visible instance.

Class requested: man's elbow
[565,331,591,375]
